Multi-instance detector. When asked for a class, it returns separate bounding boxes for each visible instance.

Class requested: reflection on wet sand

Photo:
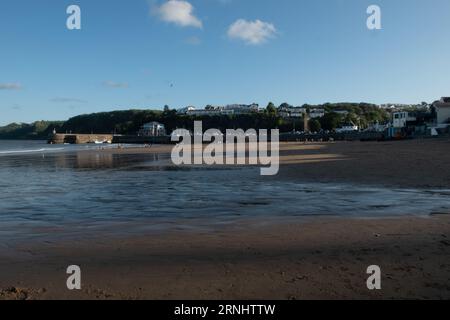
[53,150,171,169]
[0,140,449,245]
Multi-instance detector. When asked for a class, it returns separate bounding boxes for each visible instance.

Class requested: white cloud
[227,19,277,45]
[155,0,202,28]
[0,83,22,90]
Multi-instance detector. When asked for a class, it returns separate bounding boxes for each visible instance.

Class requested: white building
[309,108,325,119]
[177,106,196,114]
[434,97,450,125]
[278,107,325,119]
[180,103,258,117]
[187,106,234,117]
[379,104,397,110]
[278,106,307,118]
[139,122,166,137]
[392,112,416,128]
[380,103,414,110]
[224,104,259,114]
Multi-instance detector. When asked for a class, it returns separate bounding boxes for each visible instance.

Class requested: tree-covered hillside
[0,103,391,139]
[0,121,63,139]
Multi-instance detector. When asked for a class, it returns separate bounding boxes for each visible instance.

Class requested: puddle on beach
[0,147,449,243]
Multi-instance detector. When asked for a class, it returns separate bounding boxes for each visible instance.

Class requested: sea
[0,140,449,244]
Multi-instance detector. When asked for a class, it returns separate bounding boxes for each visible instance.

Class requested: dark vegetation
[0,103,389,139]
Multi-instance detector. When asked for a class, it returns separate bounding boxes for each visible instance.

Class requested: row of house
[379,103,423,110]
[278,106,327,119]
[178,104,259,117]
[178,104,331,119]
[138,97,450,137]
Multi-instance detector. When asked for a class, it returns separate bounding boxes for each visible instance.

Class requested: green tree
[320,112,342,131]
[308,119,322,132]
[279,102,292,109]
[266,102,277,115]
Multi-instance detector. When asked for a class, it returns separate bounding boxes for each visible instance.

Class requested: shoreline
[2,137,450,187]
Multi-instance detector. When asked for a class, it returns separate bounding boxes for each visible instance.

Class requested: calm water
[0,140,449,243]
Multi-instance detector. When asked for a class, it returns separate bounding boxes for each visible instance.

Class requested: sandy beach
[1,138,449,300]
[76,137,450,188]
[1,216,449,300]
[278,138,450,188]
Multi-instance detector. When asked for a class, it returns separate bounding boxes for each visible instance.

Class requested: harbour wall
[48,134,114,144]
[49,132,385,144]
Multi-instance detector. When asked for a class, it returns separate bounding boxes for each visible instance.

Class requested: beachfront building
[392,111,417,128]
[139,122,166,137]
[434,97,450,125]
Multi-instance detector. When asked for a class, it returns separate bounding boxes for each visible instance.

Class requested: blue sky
[1,0,450,125]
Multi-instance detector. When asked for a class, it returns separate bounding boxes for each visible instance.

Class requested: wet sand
[1,216,449,300]
[277,138,450,188]
[80,137,450,188]
[1,138,450,299]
